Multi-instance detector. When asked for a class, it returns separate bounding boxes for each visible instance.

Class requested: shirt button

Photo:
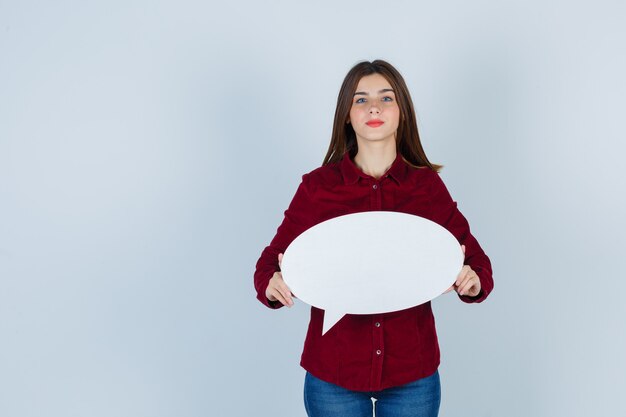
[372,184,378,189]
[376,349,382,355]
[375,322,380,327]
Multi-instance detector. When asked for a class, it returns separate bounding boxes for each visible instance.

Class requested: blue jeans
[303,369,441,417]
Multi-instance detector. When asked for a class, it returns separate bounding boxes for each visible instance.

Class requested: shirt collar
[340,151,407,185]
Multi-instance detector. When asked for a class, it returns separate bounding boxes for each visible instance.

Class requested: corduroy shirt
[254,151,493,392]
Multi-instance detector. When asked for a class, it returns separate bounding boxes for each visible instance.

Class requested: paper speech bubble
[281,211,463,335]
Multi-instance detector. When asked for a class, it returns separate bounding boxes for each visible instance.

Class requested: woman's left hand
[443,245,482,297]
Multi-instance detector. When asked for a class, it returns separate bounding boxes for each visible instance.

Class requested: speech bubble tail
[322,309,345,335]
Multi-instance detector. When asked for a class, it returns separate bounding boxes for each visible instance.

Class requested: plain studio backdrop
[1,1,624,416]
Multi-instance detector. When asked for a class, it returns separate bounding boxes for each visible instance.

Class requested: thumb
[278,252,283,268]
[461,245,466,255]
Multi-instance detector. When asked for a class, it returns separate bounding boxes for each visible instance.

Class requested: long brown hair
[322,60,442,172]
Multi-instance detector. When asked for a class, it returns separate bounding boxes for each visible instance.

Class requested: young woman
[253,59,494,417]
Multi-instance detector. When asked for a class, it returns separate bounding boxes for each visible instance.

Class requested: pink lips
[366,119,384,127]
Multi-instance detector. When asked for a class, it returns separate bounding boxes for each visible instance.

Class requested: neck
[353,141,397,180]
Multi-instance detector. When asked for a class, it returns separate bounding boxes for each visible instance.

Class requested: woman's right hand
[265,253,296,307]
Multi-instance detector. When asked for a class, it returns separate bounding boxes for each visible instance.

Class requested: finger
[466,283,481,297]
[278,253,283,268]
[270,288,289,307]
[279,283,294,306]
[459,275,478,296]
[265,282,277,301]
[443,285,454,294]
[457,274,474,295]
[277,289,292,307]
[461,244,466,255]
[467,277,482,296]
[455,265,469,286]
[460,282,478,297]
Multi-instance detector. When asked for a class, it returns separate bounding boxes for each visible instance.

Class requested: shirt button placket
[371,182,381,209]
[374,321,382,356]
[370,316,384,390]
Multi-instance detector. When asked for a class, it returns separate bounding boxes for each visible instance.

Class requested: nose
[368,103,381,115]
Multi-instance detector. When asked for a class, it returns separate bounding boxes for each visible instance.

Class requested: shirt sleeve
[429,171,494,303]
[254,173,316,309]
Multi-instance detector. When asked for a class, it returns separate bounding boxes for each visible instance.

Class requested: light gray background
[1,1,624,416]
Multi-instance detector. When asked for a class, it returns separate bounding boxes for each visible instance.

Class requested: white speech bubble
[281,211,463,335]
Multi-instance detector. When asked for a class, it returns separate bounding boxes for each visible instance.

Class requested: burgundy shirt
[254,151,493,392]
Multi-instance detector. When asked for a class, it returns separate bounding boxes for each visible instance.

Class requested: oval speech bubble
[281,211,463,335]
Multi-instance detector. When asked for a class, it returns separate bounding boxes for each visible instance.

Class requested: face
[348,73,400,146]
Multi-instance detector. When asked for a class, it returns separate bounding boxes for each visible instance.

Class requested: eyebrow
[353,88,395,96]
